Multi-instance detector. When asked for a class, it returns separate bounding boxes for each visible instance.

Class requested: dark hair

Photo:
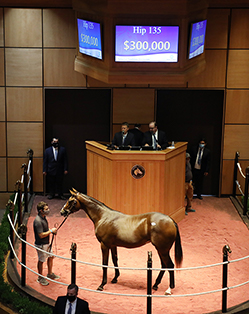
[199,137,207,144]
[68,283,78,292]
[134,123,141,128]
[37,201,48,212]
[122,122,129,128]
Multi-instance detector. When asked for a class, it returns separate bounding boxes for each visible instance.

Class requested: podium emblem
[131,165,145,179]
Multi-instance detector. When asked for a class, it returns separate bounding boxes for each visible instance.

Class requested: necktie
[197,149,202,165]
[153,134,157,149]
[68,303,72,314]
[54,149,58,161]
[122,134,127,145]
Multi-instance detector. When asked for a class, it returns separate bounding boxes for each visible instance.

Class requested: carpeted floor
[17,195,249,314]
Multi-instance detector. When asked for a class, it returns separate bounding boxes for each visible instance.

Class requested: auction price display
[189,20,207,59]
[115,25,179,62]
[77,19,102,60]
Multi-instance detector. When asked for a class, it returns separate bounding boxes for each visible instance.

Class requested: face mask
[43,209,50,216]
[52,142,59,148]
[67,294,76,302]
[199,143,205,149]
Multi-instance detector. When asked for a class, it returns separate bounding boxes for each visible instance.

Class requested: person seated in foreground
[54,283,90,314]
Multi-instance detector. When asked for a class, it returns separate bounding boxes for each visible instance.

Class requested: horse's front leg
[97,242,109,291]
[111,246,120,284]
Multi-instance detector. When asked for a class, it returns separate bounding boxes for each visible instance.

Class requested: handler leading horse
[61,189,183,295]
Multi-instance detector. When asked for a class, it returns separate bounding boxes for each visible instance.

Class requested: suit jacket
[53,296,90,314]
[142,130,168,150]
[43,146,68,176]
[129,128,144,146]
[190,145,211,173]
[112,131,135,147]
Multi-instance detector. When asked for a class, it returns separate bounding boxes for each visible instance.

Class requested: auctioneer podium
[86,141,187,222]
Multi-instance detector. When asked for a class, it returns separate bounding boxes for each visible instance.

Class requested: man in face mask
[54,283,90,314]
[43,137,68,200]
[185,153,195,215]
[190,138,211,200]
[33,201,59,286]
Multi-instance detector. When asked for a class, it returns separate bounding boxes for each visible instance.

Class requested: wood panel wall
[0,3,249,207]
[0,7,85,207]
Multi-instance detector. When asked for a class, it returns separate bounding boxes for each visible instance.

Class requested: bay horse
[60,189,183,295]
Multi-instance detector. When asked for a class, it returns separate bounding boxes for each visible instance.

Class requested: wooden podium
[86,141,187,222]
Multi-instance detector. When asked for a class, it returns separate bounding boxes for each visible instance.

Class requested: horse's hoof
[164,287,172,295]
[111,278,118,284]
[152,285,158,291]
[97,286,103,291]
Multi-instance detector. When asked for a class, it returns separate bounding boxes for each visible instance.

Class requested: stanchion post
[22,163,28,213]
[18,224,27,287]
[8,201,15,259]
[147,251,152,314]
[71,243,77,284]
[222,245,231,313]
[243,167,249,216]
[16,181,22,226]
[27,149,33,195]
[233,152,239,197]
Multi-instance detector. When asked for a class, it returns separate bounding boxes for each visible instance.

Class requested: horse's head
[60,188,81,217]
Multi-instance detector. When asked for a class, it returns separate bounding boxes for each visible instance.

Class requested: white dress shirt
[65,298,77,314]
[52,146,58,161]
[194,148,204,170]
[152,130,158,148]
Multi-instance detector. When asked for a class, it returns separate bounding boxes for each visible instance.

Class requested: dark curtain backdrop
[156,90,224,196]
[45,89,111,194]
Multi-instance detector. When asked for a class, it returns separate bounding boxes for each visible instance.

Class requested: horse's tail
[174,222,183,267]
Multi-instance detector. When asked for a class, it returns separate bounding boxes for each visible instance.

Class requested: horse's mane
[81,193,120,213]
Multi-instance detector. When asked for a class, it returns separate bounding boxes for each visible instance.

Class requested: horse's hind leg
[152,254,166,291]
[97,242,109,291]
[111,246,120,284]
[167,255,175,291]
[153,251,175,293]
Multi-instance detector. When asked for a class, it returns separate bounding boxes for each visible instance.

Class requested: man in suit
[142,121,168,150]
[129,123,144,146]
[54,283,90,314]
[185,153,195,215]
[112,122,135,148]
[43,137,68,200]
[190,138,211,200]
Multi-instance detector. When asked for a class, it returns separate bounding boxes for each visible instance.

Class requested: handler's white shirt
[65,298,77,314]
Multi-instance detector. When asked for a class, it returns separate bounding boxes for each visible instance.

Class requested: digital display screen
[189,20,207,59]
[77,18,102,60]
[115,25,179,62]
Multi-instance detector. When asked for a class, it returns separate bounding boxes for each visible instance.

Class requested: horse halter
[65,198,78,215]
